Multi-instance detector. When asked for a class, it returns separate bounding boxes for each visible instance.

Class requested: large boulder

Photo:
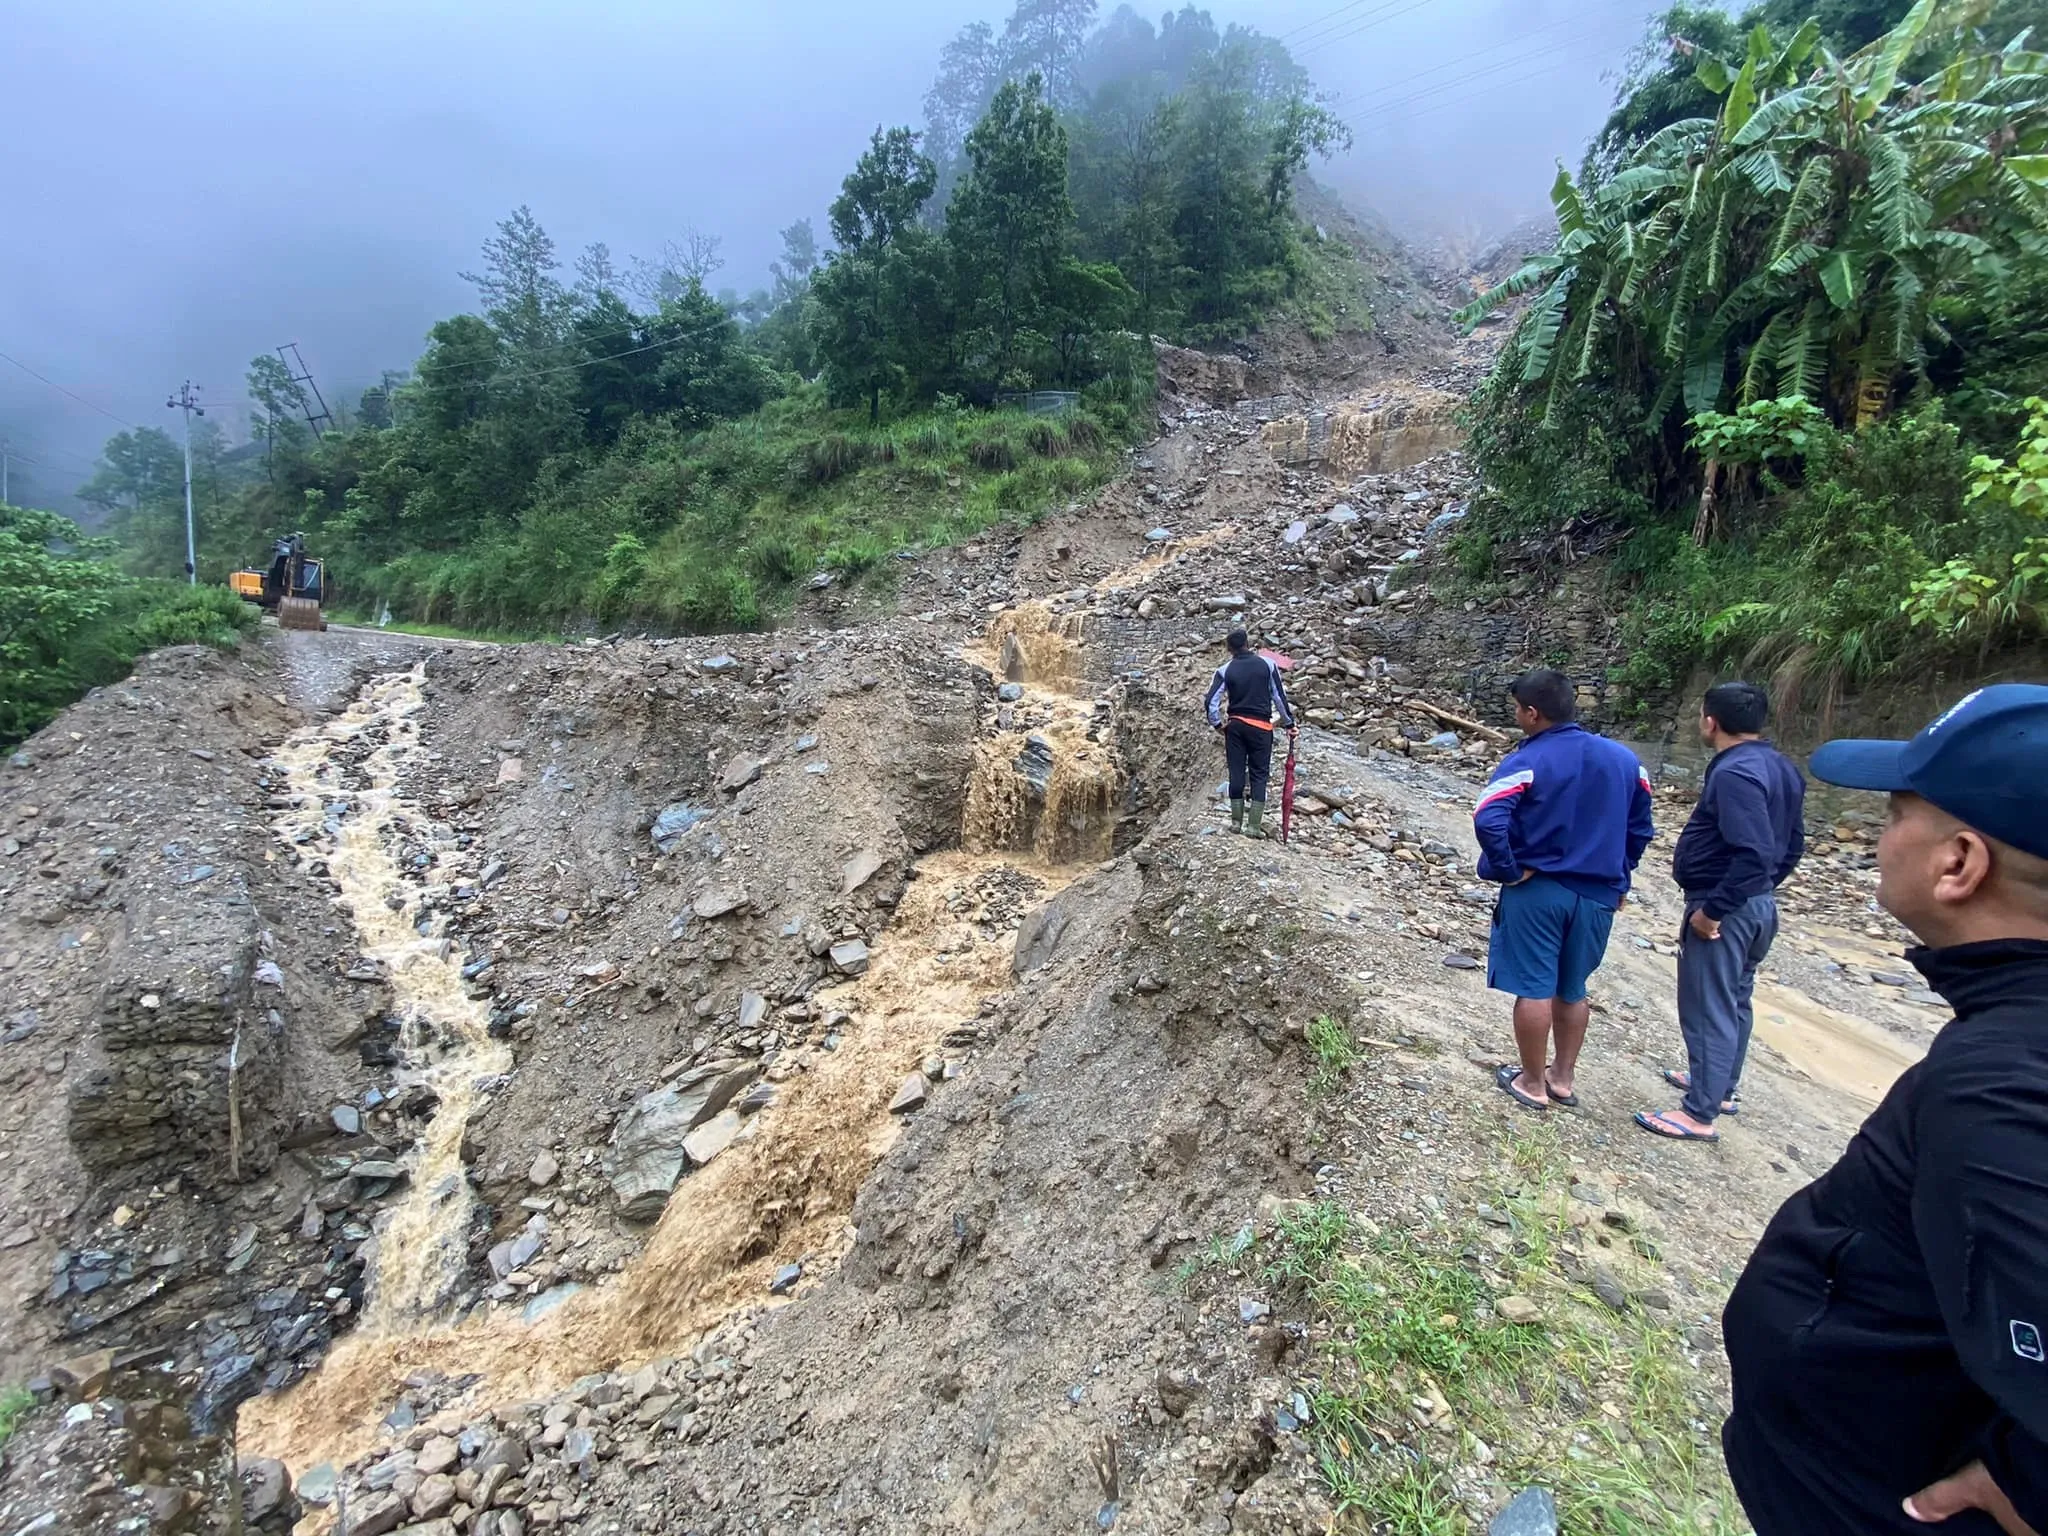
[608,1062,758,1220]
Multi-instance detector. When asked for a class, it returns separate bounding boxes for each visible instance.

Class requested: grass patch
[0,1385,33,1448]
[1316,1442,1466,1535]
[1168,1221,1257,1296]
[1262,1192,1742,1535]
[327,612,560,645]
[1305,1015,1362,1096]
[354,384,1137,636]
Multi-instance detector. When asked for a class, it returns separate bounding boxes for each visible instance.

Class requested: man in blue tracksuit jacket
[1474,668,1655,1111]
[1638,680,1806,1142]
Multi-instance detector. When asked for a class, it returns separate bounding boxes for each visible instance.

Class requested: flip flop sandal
[1495,1063,1549,1113]
[1661,1069,1740,1114]
[1633,1109,1720,1143]
[1543,1072,1580,1108]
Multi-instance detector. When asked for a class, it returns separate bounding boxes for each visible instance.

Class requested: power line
[0,349,141,430]
[416,308,749,390]
[1289,0,1442,60]
[1340,36,1586,128]
[1283,0,1437,49]
[33,441,101,470]
[1317,0,1641,112]
[1350,55,1584,134]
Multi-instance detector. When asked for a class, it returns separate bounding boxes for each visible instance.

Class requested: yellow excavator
[230,532,328,631]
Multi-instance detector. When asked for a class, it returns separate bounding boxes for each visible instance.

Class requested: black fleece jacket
[1722,939,2048,1535]
[1671,738,1806,919]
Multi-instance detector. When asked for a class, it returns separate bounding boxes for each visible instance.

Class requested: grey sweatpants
[1676,893,1779,1123]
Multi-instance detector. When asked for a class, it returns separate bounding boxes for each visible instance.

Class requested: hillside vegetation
[1458,0,2048,709]
[0,504,253,746]
[69,0,1368,636]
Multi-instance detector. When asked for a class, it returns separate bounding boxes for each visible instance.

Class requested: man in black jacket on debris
[1638,681,1806,1141]
[1722,685,2048,1536]
[1203,629,1296,839]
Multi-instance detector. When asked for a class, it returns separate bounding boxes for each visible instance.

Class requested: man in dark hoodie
[1721,684,2048,1536]
[1203,629,1296,839]
[1637,681,1806,1142]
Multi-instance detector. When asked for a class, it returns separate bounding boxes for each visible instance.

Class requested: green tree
[248,353,310,484]
[771,219,820,304]
[1584,4,1752,185]
[461,205,572,354]
[813,127,941,419]
[948,75,1074,386]
[1172,45,1272,327]
[1073,83,1186,334]
[575,240,621,302]
[1046,258,1135,381]
[0,505,128,741]
[925,20,1004,186]
[1000,0,1101,108]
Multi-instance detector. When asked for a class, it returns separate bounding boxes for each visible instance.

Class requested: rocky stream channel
[225,607,1130,1531]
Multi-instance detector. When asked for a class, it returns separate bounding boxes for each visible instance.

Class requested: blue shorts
[1487,876,1617,1003]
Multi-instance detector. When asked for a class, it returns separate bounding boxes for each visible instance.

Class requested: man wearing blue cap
[1721,686,2048,1536]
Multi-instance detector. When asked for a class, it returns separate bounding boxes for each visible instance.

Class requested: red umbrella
[1280,729,1299,845]
[1258,650,1298,846]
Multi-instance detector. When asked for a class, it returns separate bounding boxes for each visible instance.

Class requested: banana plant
[1457,0,2048,462]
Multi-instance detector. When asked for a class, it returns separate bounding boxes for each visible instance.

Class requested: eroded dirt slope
[0,285,1941,1536]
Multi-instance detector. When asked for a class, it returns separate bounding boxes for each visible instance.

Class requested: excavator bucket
[278,597,325,632]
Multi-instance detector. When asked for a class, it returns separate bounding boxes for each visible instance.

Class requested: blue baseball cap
[1809,684,2048,858]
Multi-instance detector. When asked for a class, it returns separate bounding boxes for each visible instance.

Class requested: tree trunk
[1693,459,1720,547]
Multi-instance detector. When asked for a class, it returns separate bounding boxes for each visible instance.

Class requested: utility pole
[276,343,335,438]
[166,381,205,584]
[2,438,9,505]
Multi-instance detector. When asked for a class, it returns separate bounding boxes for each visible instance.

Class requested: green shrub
[746,535,806,585]
[1024,419,1064,458]
[1063,414,1105,453]
[0,1385,30,1449]
[822,534,892,575]
[1611,411,1977,708]
[795,433,865,486]
[1464,376,1656,539]
[125,583,258,650]
[593,533,647,623]
[968,434,1017,472]
[904,424,948,457]
[0,509,256,747]
[676,565,760,632]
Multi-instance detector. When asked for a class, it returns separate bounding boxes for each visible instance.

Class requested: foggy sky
[1,0,1651,505]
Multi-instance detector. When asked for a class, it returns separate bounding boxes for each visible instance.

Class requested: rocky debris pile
[986,446,1544,774]
[291,629,984,1319]
[0,1350,294,1535]
[0,638,424,1414]
[1260,384,1466,479]
[302,1316,770,1535]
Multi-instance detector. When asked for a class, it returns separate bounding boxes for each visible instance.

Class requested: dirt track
[0,319,1939,1535]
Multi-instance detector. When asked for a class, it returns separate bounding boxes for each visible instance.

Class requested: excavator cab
[230,532,328,631]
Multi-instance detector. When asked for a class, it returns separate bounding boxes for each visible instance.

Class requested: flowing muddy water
[270,665,512,1324]
[963,602,1124,865]
[240,610,1121,1483]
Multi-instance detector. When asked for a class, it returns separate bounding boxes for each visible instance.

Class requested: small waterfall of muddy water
[963,603,1123,865]
[238,609,1122,1482]
[271,665,512,1325]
